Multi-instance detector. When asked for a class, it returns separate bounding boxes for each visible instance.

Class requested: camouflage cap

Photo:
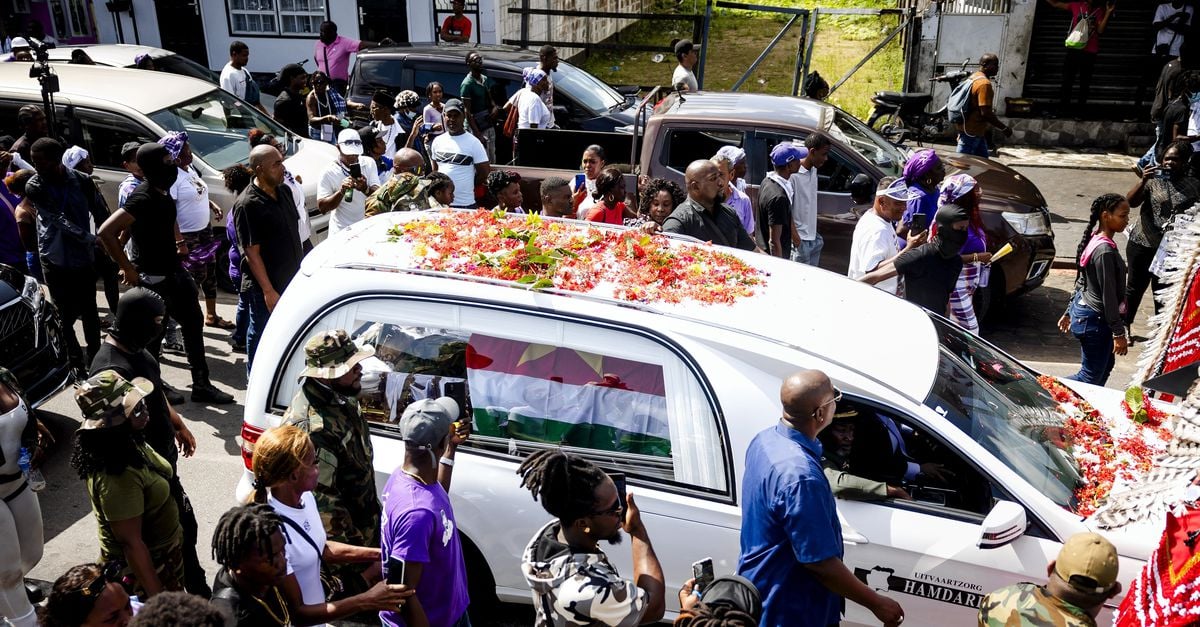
[300,329,376,379]
[75,370,154,430]
[1055,532,1119,593]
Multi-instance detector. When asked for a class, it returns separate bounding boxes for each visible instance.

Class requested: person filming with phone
[317,128,380,234]
[517,449,667,626]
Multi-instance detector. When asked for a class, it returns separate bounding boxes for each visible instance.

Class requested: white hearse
[238,211,1152,624]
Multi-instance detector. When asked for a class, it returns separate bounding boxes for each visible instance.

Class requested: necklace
[401,468,428,485]
[248,586,290,626]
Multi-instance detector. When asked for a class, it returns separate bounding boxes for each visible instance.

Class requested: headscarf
[394,90,420,109]
[716,145,746,166]
[62,146,89,170]
[937,173,977,209]
[523,67,547,87]
[157,131,189,162]
[932,203,970,259]
[881,177,919,201]
[903,149,940,184]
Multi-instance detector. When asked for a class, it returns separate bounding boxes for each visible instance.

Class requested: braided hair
[674,602,759,627]
[486,170,521,199]
[516,449,608,525]
[1074,193,1127,283]
[212,503,284,568]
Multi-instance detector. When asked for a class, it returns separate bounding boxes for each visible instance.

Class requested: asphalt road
[23,153,1143,625]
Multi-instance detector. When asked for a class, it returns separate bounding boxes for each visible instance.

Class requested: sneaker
[163,338,186,355]
[161,382,186,406]
[191,381,235,405]
[229,339,247,354]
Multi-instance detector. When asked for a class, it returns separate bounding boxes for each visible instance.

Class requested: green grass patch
[579,0,905,119]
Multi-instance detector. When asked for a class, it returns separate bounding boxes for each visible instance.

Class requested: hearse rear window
[272,297,727,491]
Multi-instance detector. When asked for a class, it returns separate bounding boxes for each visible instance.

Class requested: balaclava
[135,143,178,191]
[110,287,166,352]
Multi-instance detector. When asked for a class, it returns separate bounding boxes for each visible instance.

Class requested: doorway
[153,0,208,68]
[357,0,409,44]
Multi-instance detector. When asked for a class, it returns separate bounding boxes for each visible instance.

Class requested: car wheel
[461,533,500,619]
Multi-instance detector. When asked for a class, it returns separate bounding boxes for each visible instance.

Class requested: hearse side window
[661,129,744,175]
[74,109,156,170]
[273,298,728,491]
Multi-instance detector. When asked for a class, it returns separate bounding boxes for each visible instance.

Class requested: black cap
[121,141,141,161]
[674,39,694,57]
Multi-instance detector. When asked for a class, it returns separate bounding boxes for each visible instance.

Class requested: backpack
[1065,9,1093,49]
[947,76,983,125]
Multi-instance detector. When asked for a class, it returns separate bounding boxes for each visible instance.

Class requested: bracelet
[439,457,455,467]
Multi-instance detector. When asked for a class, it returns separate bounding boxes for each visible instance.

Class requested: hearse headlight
[1002,210,1052,236]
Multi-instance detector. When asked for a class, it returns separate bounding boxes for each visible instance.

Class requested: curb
[1051,259,1077,270]
[1001,161,1134,173]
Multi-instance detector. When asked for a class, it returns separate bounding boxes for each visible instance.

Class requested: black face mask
[135,143,178,191]
[111,287,166,352]
[933,203,971,259]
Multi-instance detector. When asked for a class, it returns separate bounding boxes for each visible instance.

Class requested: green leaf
[527,254,556,265]
[531,278,556,289]
[516,274,537,284]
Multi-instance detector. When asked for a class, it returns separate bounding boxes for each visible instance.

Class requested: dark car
[347,43,637,133]
[0,264,72,407]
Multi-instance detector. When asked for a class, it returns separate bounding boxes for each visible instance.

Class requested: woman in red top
[1044,0,1115,110]
[584,167,634,225]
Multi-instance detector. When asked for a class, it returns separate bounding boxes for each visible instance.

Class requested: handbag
[1065,9,1093,49]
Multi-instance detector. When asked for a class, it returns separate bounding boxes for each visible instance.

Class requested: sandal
[205,316,236,330]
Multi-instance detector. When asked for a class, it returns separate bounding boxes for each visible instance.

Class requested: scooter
[867,60,972,146]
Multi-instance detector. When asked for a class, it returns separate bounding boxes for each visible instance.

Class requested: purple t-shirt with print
[380,472,469,627]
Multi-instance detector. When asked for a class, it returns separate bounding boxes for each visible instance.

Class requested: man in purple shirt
[380,397,471,627]
[713,151,755,237]
[313,21,380,93]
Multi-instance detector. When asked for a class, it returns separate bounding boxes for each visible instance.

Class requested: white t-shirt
[269,492,326,609]
[1155,4,1193,56]
[516,88,553,129]
[374,118,406,154]
[790,165,819,241]
[317,156,381,233]
[219,62,250,100]
[849,210,901,295]
[284,169,310,243]
[430,131,489,207]
[170,166,211,233]
[672,65,698,91]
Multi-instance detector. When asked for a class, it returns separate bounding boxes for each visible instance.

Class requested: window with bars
[229,0,325,36]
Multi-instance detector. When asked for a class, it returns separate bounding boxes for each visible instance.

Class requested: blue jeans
[231,292,248,345]
[957,132,989,158]
[790,233,824,266]
[245,287,270,374]
[1065,298,1116,386]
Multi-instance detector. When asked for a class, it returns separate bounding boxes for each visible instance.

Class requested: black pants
[94,250,120,313]
[143,269,211,383]
[42,262,101,371]
[1125,239,1163,327]
[169,477,210,597]
[1061,49,1097,110]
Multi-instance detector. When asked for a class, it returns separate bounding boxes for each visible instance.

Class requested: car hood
[937,152,1046,212]
[0,264,22,303]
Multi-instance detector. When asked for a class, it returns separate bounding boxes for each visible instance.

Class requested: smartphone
[421,122,434,133]
[609,472,627,512]
[386,557,407,585]
[910,212,927,234]
[443,381,472,421]
[574,172,586,190]
[349,162,362,179]
[691,557,715,593]
[1156,167,1171,179]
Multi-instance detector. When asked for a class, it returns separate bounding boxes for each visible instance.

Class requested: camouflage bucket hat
[75,370,154,430]
[300,329,376,379]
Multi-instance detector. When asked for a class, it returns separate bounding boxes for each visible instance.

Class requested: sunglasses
[813,386,843,416]
[592,496,624,518]
[341,140,363,147]
[81,561,123,597]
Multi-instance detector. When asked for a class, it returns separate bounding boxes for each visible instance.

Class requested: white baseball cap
[336,128,363,155]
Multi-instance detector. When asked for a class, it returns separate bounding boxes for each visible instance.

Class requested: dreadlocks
[516,449,608,524]
[212,503,283,568]
[675,602,759,627]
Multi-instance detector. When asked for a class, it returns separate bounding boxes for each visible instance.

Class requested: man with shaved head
[367,147,430,215]
[232,144,303,369]
[955,52,1012,159]
[738,370,905,627]
[662,159,759,251]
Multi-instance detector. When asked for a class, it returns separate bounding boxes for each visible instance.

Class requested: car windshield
[923,317,1082,512]
[150,54,219,84]
[148,89,292,171]
[824,109,905,178]
[516,60,624,113]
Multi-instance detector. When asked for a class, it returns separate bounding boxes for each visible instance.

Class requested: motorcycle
[867,60,972,146]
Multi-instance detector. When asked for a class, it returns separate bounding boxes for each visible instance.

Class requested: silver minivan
[0,63,335,239]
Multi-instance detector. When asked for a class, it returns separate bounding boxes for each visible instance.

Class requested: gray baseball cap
[398,397,459,448]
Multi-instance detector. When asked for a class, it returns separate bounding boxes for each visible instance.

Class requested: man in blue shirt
[738,370,905,627]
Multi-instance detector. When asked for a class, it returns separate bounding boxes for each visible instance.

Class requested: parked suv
[347,43,637,133]
[238,212,1144,626]
[0,264,71,407]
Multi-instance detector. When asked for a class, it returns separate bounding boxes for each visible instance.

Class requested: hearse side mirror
[977,499,1027,549]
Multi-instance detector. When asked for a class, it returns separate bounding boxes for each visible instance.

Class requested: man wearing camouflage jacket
[284,328,381,595]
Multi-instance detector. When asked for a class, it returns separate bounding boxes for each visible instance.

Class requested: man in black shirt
[271,63,310,138]
[758,144,804,258]
[234,144,304,371]
[89,286,210,597]
[10,105,47,161]
[891,204,968,314]
[97,143,234,404]
[663,159,761,252]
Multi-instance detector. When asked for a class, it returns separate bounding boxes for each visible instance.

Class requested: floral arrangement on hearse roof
[1036,376,1173,517]
[381,209,766,305]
